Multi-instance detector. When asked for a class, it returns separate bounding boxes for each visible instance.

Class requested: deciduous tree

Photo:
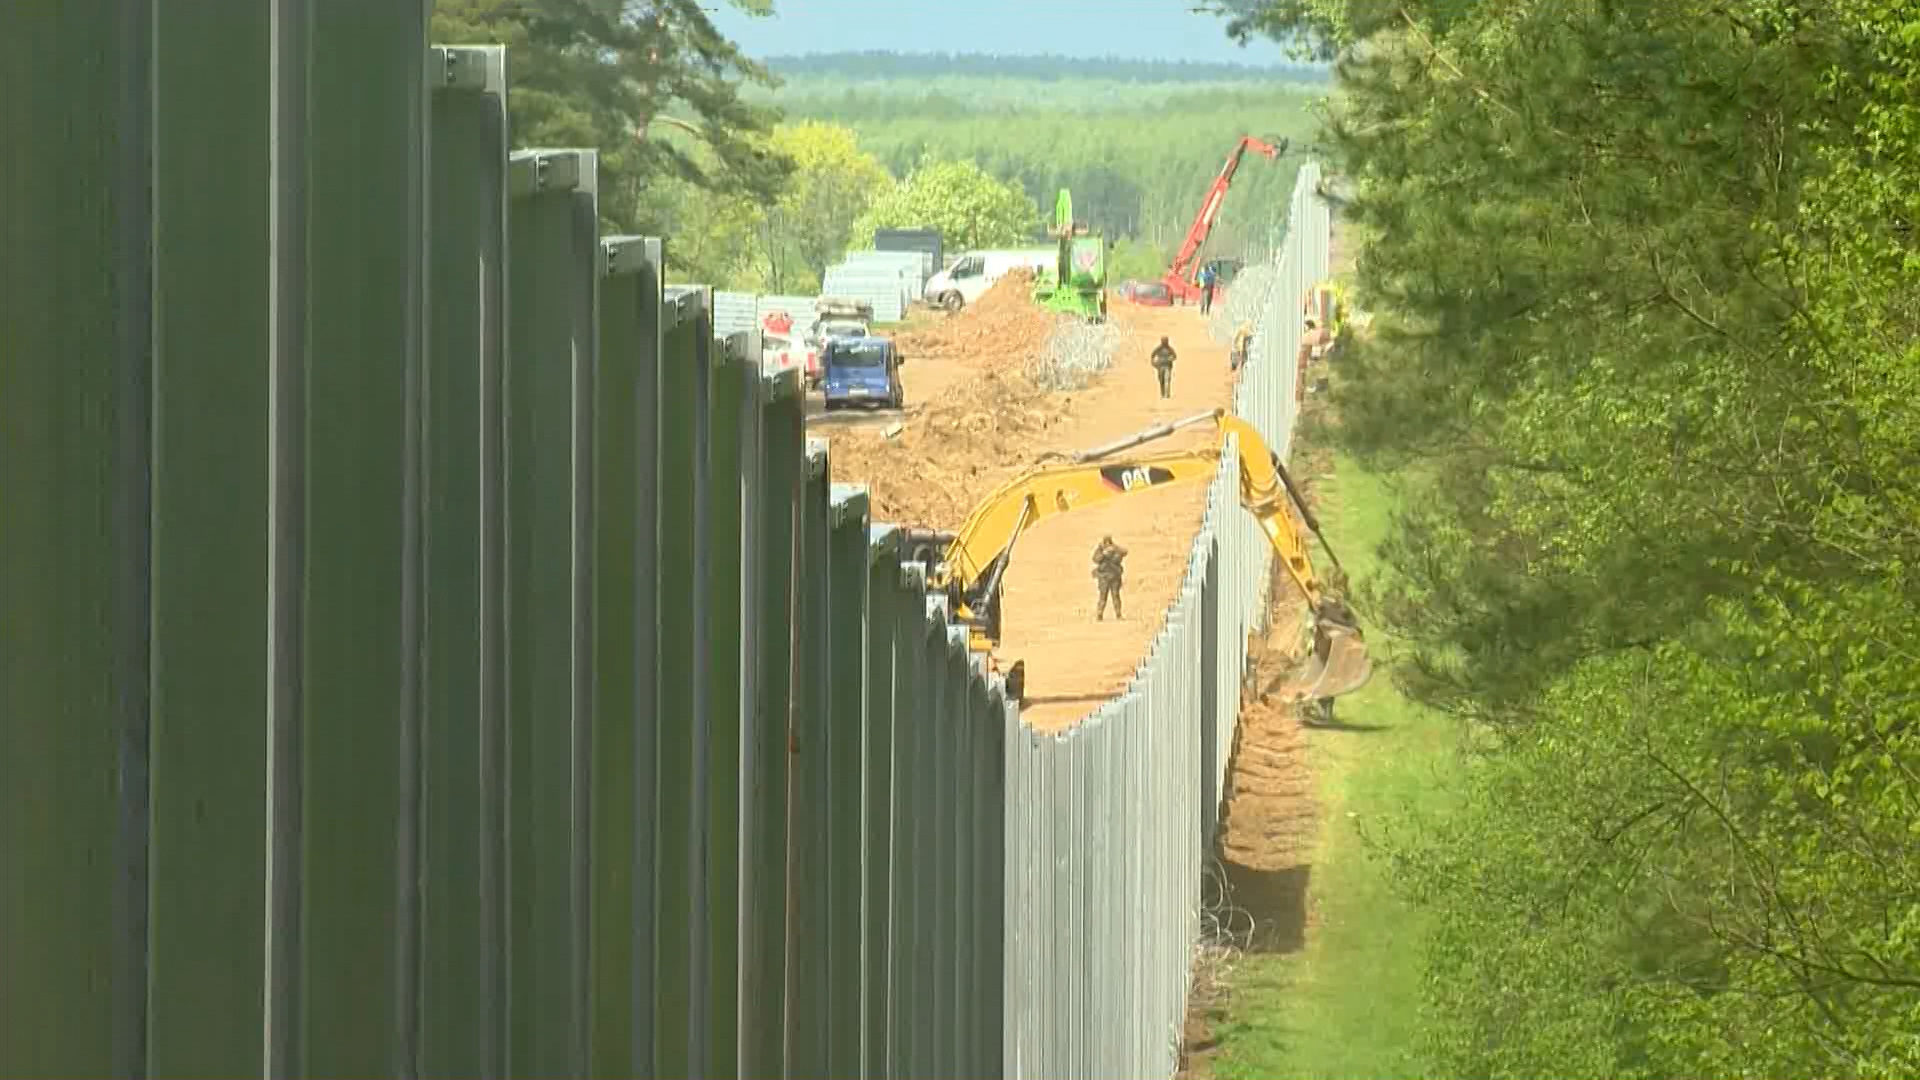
[768,121,893,283]
[1215,1,1920,1074]
[852,157,1039,252]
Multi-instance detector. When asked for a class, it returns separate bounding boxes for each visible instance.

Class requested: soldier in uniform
[1092,535,1128,620]
[1150,336,1177,400]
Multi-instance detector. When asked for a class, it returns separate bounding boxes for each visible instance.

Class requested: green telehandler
[1031,189,1107,322]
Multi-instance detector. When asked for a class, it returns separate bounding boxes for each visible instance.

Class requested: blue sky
[709,1,1290,65]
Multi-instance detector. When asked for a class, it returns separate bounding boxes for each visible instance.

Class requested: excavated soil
[824,274,1077,529]
[1178,436,1336,1080]
[817,274,1239,733]
[1213,420,1336,936]
[890,269,1059,370]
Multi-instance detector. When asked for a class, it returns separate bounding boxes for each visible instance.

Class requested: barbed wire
[1207,261,1282,345]
[1028,317,1124,391]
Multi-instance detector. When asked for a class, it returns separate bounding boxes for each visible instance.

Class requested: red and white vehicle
[1123,280,1173,308]
[759,310,821,388]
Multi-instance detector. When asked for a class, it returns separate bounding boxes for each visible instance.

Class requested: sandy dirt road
[994,306,1236,732]
[813,292,1239,734]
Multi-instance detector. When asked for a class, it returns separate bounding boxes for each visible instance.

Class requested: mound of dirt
[894,270,1065,371]
[829,367,1078,528]
[828,269,1092,528]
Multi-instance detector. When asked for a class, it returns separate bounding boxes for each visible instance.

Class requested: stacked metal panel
[819,267,911,322]
[838,249,933,291]
[712,289,759,338]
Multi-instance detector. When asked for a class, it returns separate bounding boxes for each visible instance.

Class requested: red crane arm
[1161,135,1283,302]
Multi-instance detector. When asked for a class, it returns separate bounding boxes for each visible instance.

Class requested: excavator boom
[909,409,1372,705]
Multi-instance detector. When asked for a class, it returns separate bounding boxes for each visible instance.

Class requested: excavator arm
[909,409,1372,704]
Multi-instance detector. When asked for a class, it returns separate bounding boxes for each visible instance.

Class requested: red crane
[1161,135,1287,305]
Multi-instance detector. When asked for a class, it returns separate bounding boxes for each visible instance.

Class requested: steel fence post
[503,147,600,1079]
[1092,718,1114,1078]
[650,288,711,1076]
[886,562,928,1075]
[1072,725,1091,1078]
[742,365,799,1079]
[1199,536,1221,864]
[787,440,833,1076]
[964,669,989,1078]
[696,337,752,1078]
[910,604,947,1079]
[138,3,280,1073]
[586,234,665,1079]
[861,530,902,1078]
[420,46,509,1079]
[0,4,156,1074]
[982,687,1010,1079]
[298,7,434,1072]
[826,487,873,1075]
[941,634,971,1075]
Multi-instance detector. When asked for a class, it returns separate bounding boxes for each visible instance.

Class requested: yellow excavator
[901,408,1372,707]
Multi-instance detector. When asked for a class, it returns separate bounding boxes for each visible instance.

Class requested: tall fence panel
[422,45,510,1080]
[1,5,154,1074]
[3,11,1332,1075]
[589,233,665,1080]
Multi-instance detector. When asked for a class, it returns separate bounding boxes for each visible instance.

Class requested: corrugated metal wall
[1,10,1332,1075]
[711,289,761,338]
[1000,165,1328,1078]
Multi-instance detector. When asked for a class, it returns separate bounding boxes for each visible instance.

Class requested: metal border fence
[1,11,1328,1077]
[1002,163,1329,1078]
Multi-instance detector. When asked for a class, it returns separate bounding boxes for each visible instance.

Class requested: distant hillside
[764,51,1330,84]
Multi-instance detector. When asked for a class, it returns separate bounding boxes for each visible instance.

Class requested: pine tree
[432,0,792,229]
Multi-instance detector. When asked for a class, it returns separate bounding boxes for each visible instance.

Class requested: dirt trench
[1177,446,1333,1080]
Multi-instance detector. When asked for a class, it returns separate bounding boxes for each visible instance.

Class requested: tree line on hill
[763,50,1330,84]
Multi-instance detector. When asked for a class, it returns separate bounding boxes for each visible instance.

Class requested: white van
[923,248,1055,312]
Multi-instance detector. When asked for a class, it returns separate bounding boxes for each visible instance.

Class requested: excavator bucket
[1276,603,1373,703]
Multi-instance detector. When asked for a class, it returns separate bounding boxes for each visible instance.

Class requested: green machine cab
[1032,189,1107,322]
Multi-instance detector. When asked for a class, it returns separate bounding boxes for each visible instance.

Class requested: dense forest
[763,50,1330,84]
[432,2,1322,292]
[760,78,1320,268]
[1242,0,1920,1076]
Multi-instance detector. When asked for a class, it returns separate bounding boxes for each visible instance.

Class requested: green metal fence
[3,9,1332,1077]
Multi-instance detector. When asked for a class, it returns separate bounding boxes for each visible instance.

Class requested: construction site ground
[812,276,1238,733]
[812,273,1349,1070]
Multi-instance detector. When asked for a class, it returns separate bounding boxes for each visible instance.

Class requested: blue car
[821,337,905,411]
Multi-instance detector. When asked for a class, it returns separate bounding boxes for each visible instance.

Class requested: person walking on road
[1092,536,1128,620]
[1150,336,1177,399]
[1198,264,1217,315]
